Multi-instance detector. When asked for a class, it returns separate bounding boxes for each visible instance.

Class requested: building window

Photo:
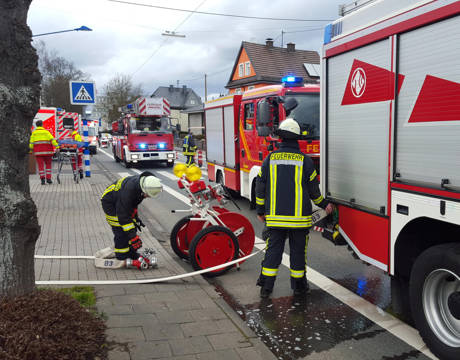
[244,103,254,130]
[238,63,244,77]
[248,86,255,90]
[245,62,251,76]
[190,99,195,105]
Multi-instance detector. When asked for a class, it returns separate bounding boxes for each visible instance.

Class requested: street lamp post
[32,26,92,38]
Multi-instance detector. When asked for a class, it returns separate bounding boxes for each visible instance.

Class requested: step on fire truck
[205,78,320,206]
[33,107,81,141]
[321,1,460,359]
[112,97,175,168]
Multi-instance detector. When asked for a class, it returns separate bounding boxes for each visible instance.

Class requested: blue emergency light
[127,104,133,109]
[282,76,303,87]
[158,143,165,149]
[139,143,147,149]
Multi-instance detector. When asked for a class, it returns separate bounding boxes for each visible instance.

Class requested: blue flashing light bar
[282,76,303,87]
[158,143,165,149]
[127,104,133,109]
[139,143,147,149]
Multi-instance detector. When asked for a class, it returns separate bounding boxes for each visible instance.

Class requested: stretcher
[56,139,85,184]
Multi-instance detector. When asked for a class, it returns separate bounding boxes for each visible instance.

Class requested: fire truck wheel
[166,160,174,168]
[113,148,120,162]
[189,225,239,278]
[410,243,460,360]
[170,216,192,260]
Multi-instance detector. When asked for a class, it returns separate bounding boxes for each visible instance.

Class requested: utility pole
[204,74,207,102]
[281,30,285,48]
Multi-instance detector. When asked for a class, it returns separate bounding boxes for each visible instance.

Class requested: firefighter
[71,129,84,179]
[29,120,59,185]
[101,172,162,269]
[183,131,197,167]
[255,118,333,298]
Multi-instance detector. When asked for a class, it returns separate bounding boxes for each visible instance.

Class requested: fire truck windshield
[285,94,319,138]
[130,117,170,133]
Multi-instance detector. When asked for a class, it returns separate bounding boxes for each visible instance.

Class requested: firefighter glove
[129,236,142,250]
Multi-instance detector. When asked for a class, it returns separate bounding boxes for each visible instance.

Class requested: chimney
[169,85,174,92]
[182,85,187,93]
[265,38,274,48]
[287,42,295,52]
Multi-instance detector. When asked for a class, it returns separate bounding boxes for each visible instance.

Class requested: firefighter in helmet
[101,172,162,269]
[183,130,197,167]
[255,118,333,298]
[29,120,59,185]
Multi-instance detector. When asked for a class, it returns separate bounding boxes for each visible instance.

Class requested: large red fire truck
[321,1,460,358]
[33,107,81,140]
[112,97,175,167]
[205,79,320,206]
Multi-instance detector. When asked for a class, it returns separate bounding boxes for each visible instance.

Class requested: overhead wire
[108,0,334,22]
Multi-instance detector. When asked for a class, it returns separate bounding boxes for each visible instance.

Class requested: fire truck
[112,97,175,167]
[205,78,320,206]
[33,107,81,141]
[321,0,460,358]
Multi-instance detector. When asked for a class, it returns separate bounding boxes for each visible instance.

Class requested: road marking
[100,145,436,359]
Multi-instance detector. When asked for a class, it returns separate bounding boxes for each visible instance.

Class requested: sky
[28,0,345,101]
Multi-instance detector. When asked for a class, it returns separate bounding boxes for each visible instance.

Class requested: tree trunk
[0,0,41,298]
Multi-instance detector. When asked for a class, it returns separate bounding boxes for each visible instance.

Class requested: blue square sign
[69,81,95,105]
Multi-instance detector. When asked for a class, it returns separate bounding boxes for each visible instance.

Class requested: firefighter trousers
[109,225,139,261]
[258,227,309,291]
[185,154,195,166]
[35,155,53,180]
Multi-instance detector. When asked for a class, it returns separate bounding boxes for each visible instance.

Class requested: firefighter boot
[257,274,275,299]
[41,178,46,185]
[79,170,84,179]
[292,277,310,297]
[46,178,53,184]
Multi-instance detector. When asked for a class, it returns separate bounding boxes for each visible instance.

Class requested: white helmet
[275,118,300,138]
[140,176,163,198]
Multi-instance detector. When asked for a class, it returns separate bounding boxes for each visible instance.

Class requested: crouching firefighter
[255,118,333,298]
[100,172,162,269]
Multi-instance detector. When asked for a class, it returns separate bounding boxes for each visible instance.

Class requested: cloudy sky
[28,0,345,100]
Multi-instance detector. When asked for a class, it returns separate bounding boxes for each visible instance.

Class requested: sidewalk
[30,161,275,360]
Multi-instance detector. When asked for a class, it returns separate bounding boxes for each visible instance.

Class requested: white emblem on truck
[351,67,366,98]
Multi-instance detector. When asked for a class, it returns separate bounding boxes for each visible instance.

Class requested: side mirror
[257,126,271,137]
[256,100,271,126]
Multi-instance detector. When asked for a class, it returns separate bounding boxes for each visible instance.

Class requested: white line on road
[99,145,436,359]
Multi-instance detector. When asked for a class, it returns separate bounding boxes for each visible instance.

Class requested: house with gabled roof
[226,39,320,94]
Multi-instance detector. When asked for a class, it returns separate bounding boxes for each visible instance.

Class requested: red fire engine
[205,78,320,206]
[33,107,81,141]
[322,0,460,358]
[112,97,175,167]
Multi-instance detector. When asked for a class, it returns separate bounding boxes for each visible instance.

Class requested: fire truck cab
[205,78,320,206]
[112,97,175,168]
[321,1,460,358]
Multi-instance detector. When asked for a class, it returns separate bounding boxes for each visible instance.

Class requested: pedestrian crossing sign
[69,81,95,105]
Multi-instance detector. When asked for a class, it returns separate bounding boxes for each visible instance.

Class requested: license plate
[148,145,156,150]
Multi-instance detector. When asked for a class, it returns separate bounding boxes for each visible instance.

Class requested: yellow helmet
[185,165,202,182]
[173,163,188,178]
[140,176,162,198]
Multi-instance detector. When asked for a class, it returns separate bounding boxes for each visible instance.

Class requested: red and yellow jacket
[29,127,59,156]
[72,130,84,153]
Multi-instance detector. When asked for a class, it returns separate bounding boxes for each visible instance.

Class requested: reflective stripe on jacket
[183,135,197,155]
[255,140,327,228]
[72,131,84,153]
[30,127,59,155]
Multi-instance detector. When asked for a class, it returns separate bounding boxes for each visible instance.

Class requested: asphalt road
[93,148,437,360]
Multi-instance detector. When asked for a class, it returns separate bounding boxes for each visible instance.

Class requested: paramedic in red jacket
[29,120,59,185]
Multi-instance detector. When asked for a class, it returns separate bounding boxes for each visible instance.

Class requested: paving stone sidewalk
[30,161,275,360]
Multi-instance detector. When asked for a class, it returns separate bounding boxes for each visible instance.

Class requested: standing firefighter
[183,131,197,166]
[101,172,162,269]
[29,120,59,185]
[71,129,84,179]
[255,118,333,298]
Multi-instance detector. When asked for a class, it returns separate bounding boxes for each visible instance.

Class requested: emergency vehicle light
[282,76,303,86]
[139,143,146,149]
[158,143,165,149]
[127,104,133,109]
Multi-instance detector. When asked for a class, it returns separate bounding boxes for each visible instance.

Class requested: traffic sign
[69,81,95,105]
